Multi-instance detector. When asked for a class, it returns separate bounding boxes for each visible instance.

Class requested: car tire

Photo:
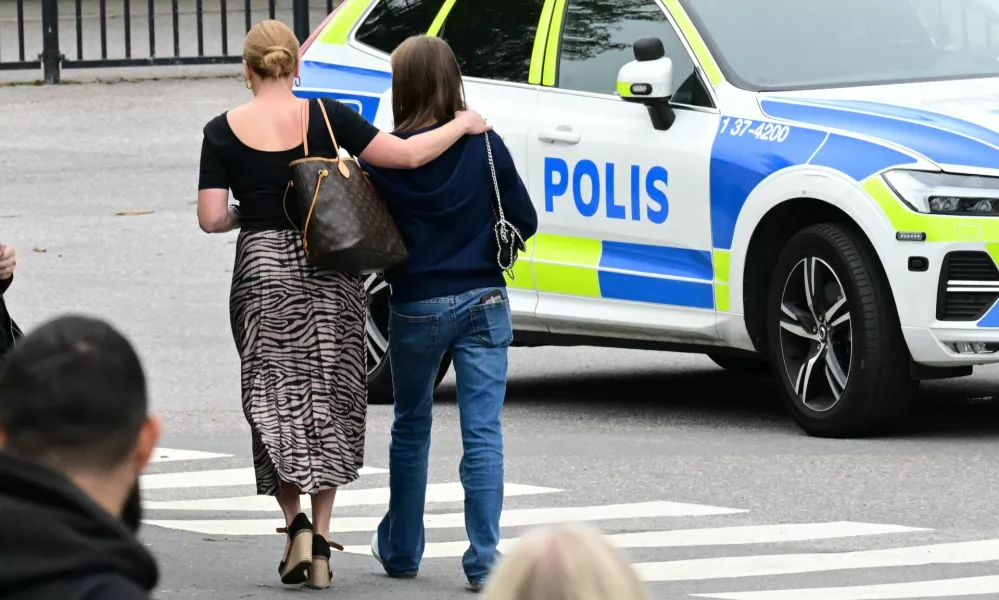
[707,353,771,376]
[766,223,915,438]
[364,273,453,406]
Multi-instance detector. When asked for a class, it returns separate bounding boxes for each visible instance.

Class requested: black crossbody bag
[483,133,526,279]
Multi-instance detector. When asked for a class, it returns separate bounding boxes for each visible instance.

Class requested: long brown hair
[391,35,467,131]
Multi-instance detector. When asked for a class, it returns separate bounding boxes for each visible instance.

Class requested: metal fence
[0,0,340,83]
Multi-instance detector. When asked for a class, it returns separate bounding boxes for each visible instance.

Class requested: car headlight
[882,169,999,216]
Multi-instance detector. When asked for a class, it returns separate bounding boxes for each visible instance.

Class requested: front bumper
[896,244,999,366]
[904,323,999,367]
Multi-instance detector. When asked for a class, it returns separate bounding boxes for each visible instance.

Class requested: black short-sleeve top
[198,97,379,231]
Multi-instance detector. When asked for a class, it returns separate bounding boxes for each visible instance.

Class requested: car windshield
[680,0,999,90]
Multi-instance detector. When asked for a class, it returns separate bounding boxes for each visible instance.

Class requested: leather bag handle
[299,98,345,155]
[300,98,350,177]
[316,99,343,157]
[301,99,310,156]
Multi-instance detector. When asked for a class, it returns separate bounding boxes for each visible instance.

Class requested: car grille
[936,251,999,321]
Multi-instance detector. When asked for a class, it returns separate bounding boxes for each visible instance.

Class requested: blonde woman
[482,525,652,600]
[196,20,490,589]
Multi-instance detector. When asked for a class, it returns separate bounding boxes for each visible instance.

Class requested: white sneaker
[371,532,382,565]
[371,532,418,578]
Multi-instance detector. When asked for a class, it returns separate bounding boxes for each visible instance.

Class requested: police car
[294,0,999,438]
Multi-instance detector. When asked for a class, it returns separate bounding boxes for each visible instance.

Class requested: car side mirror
[616,37,676,131]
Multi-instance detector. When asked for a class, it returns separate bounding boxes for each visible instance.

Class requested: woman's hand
[0,244,16,280]
[456,110,493,135]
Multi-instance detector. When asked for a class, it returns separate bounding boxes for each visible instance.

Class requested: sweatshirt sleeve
[488,131,538,242]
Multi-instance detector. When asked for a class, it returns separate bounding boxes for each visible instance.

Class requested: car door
[431,0,553,332]
[526,0,722,342]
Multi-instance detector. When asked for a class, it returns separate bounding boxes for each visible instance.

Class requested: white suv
[295,0,999,438]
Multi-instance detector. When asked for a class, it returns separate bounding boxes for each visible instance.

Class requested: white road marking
[692,575,999,599]
[340,521,923,558]
[144,500,746,535]
[140,466,387,490]
[149,448,231,463]
[633,539,999,582]
[144,482,561,511]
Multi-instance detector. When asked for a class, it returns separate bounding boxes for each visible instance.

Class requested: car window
[556,0,711,107]
[438,0,548,83]
[682,0,999,90]
[354,0,442,55]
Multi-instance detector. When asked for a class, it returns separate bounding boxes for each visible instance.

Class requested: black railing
[0,0,340,83]
[0,0,40,71]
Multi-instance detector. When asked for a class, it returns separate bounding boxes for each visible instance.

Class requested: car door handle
[537,128,580,144]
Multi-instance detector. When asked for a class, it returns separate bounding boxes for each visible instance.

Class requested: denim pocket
[468,299,513,348]
[389,310,439,357]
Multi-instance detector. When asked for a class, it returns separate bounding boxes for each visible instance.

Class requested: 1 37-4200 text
[719,117,790,142]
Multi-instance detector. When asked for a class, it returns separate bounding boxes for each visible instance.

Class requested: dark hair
[391,35,468,131]
[0,315,147,471]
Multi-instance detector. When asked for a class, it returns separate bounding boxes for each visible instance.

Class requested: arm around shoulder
[358,111,493,170]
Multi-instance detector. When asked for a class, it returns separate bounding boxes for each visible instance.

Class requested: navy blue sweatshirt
[361,124,538,303]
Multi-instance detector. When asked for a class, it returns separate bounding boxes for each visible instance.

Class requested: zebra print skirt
[229,228,367,496]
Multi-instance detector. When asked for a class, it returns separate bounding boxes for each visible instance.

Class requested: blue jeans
[375,286,511,583]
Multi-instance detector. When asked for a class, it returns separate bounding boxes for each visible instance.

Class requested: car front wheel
[767,224,915,438]
[364,273,451,405]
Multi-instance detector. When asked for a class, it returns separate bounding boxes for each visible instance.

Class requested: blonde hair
[243,20,299,79]
[482,525,653,600]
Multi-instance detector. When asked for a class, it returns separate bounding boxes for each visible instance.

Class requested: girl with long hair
[361,35,538,591]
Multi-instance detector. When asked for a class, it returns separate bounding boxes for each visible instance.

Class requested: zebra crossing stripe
[143,500,747,535]
[691,575,999,599]
[339,521,924,558]
[149,448,231,463]
[140,466,388,490]
[632,539,999,582]
[143,482,561,511]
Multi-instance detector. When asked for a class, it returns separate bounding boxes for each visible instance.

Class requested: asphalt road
[2,79,999,600]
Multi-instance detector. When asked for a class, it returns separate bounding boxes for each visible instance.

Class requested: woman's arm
[196,136,239,233]
[324,99,491,170]
[359,111,490,169]
[197,191,239,233]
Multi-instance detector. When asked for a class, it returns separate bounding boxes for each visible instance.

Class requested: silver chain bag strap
[484,132,526,279]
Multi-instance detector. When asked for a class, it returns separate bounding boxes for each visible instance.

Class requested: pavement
[3,78,999,600]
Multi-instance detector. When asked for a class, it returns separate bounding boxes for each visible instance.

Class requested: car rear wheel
[707,353,771,376]
[767,224,915,438]
[365,273,452,405]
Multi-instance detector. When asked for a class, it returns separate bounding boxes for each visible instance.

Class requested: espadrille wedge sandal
[307,534,345,589]
[277,513,314,585]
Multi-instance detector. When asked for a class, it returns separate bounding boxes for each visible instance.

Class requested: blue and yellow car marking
[760,98,999,170]
[530,234,715,309]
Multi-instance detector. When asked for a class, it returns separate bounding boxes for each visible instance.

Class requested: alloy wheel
[364,273,391,378]
[778,257,853,412]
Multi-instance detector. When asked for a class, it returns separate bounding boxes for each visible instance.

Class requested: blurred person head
[390,35,468,131]
[482,524,653,600]
[242,19,301,93]
[0,315,160,530]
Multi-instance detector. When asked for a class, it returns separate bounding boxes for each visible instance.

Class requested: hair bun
[242,20,300,80]
[260,45,295,78]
